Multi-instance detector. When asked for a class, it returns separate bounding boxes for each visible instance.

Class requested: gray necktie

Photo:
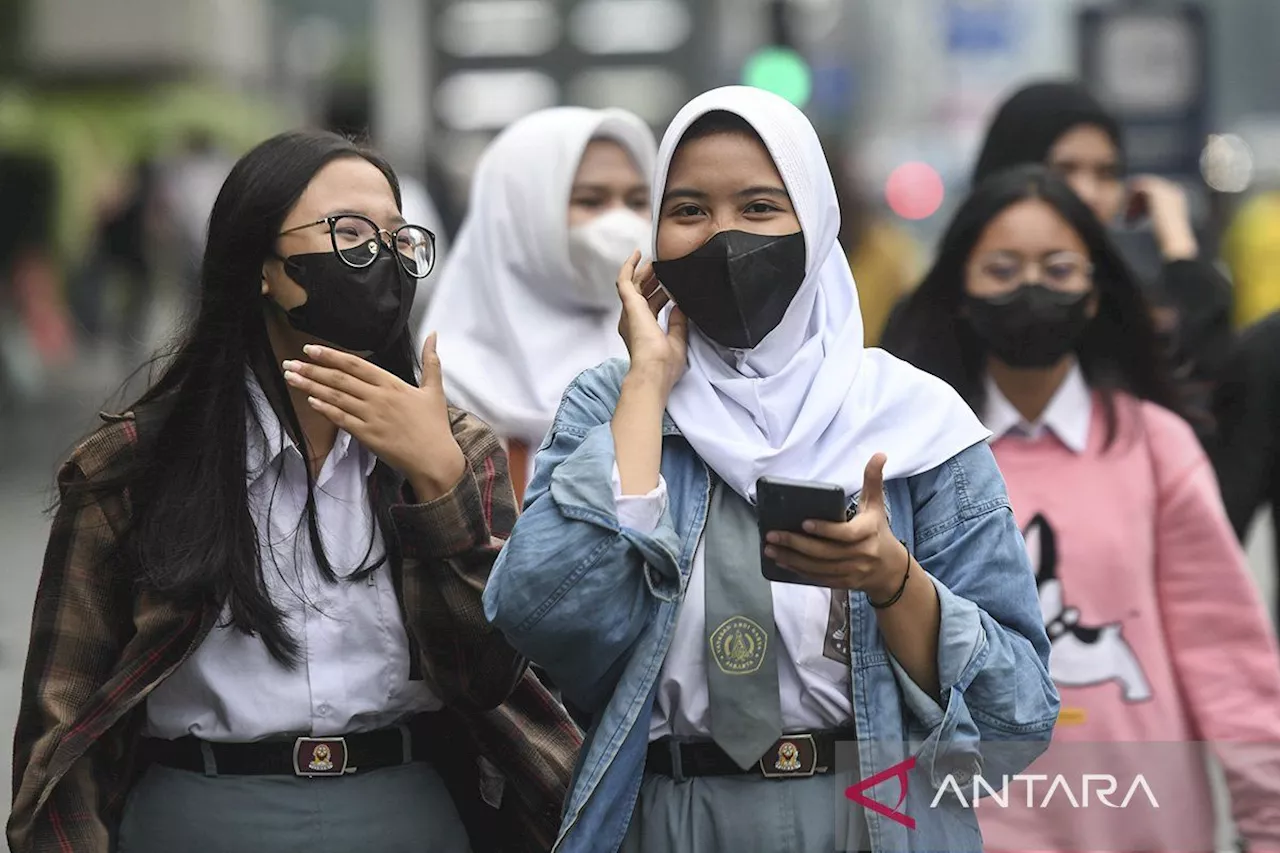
[704,480,783,770]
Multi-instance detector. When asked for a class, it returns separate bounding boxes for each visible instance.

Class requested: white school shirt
[611,468,854,739]
[982,362,1092,453]
[145,377,440,742]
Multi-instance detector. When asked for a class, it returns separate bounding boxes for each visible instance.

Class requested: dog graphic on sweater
[1024,514,1152,702]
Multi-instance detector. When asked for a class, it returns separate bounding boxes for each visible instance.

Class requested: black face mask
[964,283,1092,369]
[652,230,806,349]
[280,249,416,353]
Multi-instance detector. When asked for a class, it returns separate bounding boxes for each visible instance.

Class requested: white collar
[244,370,373,485]
[982,362,1092,454]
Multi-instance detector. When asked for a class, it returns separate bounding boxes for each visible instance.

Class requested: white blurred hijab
[423,107,656,445]
[656,87,990,501]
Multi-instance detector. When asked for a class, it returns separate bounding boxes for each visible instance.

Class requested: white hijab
[423,107,657,445]
[657,87,990,501]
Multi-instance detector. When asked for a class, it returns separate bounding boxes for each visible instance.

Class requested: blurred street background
[1,0,1278,844]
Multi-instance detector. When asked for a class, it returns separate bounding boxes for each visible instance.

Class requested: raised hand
[1127,175,1197,261]
[283,334,466,500]
[762,453,910,600]
[616,250,688,399]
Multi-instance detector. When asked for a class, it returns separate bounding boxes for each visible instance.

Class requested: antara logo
[845,756,1160,830]
[932,773,1160,810]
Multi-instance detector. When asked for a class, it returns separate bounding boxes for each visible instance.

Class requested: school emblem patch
[709,616,768,675]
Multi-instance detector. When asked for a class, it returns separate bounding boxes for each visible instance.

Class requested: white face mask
[566,207,652,310]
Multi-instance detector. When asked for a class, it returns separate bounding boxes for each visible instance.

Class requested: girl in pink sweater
[883,164,1280,852]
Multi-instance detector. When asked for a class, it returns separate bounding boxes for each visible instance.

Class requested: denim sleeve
[482,365,684,712]
[897,441,1060,788]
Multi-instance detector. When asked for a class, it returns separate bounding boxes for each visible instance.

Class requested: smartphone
[756,476,850,586]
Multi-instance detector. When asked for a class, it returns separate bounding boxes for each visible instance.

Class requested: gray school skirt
[621,770,872,853]
[117,761,470,853]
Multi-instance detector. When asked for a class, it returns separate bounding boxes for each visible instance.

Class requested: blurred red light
[885,162,945,221]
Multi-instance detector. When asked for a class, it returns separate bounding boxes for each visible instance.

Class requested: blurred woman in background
[424,107,656,503]
[883,164,1280,853]
[960,80,1233,444]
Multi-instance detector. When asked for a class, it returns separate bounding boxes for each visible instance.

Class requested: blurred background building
[1,0,1277,845]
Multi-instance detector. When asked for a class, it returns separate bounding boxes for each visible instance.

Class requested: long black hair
[76,130,418,665]
[881,164,1185,447]
[972,81,1123,187]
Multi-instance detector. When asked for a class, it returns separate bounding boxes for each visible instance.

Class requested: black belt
[646,730,854,780]
[142,714,436,778]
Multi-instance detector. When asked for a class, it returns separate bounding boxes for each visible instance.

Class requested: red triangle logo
[844,755,917,830]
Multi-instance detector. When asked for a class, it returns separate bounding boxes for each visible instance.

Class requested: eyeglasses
[279,214,436,279]
[971,251,1093,290]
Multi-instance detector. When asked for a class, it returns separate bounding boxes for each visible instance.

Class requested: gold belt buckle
[293,736,351,777]
[759,733,818,779]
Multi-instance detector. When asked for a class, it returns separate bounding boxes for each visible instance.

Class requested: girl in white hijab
[422,107,656,501]
[484,88,1057,853]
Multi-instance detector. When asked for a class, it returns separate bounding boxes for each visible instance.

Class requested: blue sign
[811,59,856,115]
[1078,3,1210,178]
[946,0,1015,53]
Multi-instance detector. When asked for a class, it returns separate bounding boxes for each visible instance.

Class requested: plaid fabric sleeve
[472,669,583,851]
[8,422,136,853]
[391,408,526,712]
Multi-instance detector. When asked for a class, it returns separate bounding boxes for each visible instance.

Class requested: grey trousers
[621,771,872,853]
[117,761,471,853]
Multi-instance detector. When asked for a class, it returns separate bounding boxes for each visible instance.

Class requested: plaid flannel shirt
[8,404,581,853]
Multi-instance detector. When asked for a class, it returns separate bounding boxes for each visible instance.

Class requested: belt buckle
[759,733,818,779]
[293,737,350,777]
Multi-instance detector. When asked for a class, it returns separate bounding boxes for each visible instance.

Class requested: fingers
[616,251,649,308]
[420,331,444,392]
[301,344,388,387]
[305,395,368,434]
[764,547,847,583]
[646,287,670,318]
[860,452,888,513]
[616,250,641,291]
[284,369,370,419]
[1129,174,1168,191]
[639,272,660,301]
[799,515,877,543]
[633,260,655,290]
[636,267,670,317]
[283,359,375,402]
[764,530,851,561]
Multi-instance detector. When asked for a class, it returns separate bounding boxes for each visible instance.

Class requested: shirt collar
[245,370,375,485]
[982,361,1092,454]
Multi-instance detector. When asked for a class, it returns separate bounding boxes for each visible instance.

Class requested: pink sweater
[978,393,1280,853]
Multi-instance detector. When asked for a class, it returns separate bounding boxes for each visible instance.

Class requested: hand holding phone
[756,476,849,586]
[757,454,908,599]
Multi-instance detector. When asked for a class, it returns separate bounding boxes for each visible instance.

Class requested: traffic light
[741,0,812,108]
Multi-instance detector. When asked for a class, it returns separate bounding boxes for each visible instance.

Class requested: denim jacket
[484,359,1059,853]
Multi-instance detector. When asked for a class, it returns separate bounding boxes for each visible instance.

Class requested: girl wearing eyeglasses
[8,130,578,853]
[882,164,1280,853]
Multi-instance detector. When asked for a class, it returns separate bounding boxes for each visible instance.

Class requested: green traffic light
[742,46,812,108]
